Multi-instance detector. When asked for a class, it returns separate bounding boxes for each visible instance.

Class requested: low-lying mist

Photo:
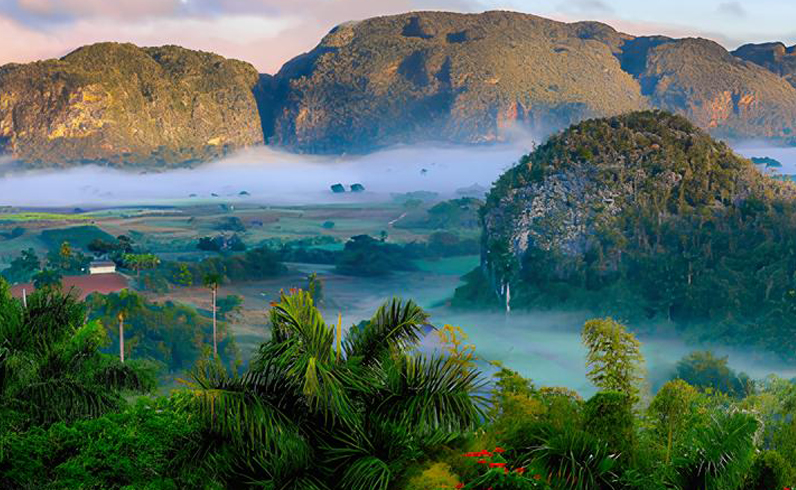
[0,142,534,208]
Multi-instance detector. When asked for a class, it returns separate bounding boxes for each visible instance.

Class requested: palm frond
[526,425,619,490]
[13,377,121,425]
[338,456,392,490]
[374,354,488,433]
[343,298,429,366]
[669,411,757,490]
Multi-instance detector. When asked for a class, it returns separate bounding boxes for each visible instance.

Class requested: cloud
[556,0,613,15]
[0,0,486,72]
[16,0,184,19]
[717,1,747,18]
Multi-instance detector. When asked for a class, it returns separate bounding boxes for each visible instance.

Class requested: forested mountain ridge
[462,110,796,357]
[4,11,796,166]
[0,43,263,168]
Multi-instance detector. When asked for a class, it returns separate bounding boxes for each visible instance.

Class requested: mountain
[267,11,796,153]
[0,43,263,168]
[4,12,796,166]
[733,42,796,88]
[459,110,796,356]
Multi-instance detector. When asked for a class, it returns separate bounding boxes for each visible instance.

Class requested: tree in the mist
[0,279,154,430]
[582,318,645,403]
[674,351,752,398]
[123,253,160,277]
[1,248,40,284]
[180,290,486,489]
[32,268,62,289]
[648,379,699,464]
[306,272,324,305]
[203,272,223,358]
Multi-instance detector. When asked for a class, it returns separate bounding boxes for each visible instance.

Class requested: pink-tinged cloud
[0,0,485,73]
[17,0,183,19]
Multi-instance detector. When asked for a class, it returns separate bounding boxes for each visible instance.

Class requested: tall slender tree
[203,273,223,358]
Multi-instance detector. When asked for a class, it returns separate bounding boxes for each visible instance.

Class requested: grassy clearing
[0,212,91,222]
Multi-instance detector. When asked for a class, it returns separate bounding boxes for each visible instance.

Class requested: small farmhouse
[89,261,117,275]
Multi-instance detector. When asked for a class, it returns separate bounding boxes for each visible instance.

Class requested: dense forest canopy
[459,111,796,358]
[1,283,795,488]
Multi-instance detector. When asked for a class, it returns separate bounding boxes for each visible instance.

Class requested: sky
[0,0,794,74]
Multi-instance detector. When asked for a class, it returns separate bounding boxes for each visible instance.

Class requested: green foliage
[0,281,153,431]
[85,291,237,373]
[39,226,115,252]
[0,397,213,490]
[335,234,417,277]
[647,379,699,464]
[667,411,758,490]
[179,290,487,489]
[1,248,40,284]
[583,391,635,461]
[475,111,796,358]
[582,318,645,402]
[744,450,796,489]
[673,351,752,398]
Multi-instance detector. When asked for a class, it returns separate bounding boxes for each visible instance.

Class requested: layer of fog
[295,264,796,398]
[0,143,534,208]
[735,143,796,175]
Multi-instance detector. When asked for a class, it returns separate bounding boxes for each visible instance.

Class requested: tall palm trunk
[212,285,217,358]
[118,312,125,363]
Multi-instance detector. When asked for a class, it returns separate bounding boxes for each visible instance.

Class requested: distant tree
[673,351,752,398]
[59,241,73,270]
[203,273,223,358]
[582,317,645,403]
[217,294,243,322]
[32,269,62,290]
[322,221,335,229]
[330,183,345,193]
[113,290,142,363]
[123,253,160,277]
[1,248,40,284]
[350,183,365,193]
[175,263,193,287]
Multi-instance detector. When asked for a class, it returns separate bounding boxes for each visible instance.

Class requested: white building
[89,261,117,275]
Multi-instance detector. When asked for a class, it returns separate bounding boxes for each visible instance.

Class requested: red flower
[534,474,542,480]
[493,446,506,453]
[455,484,464,489]
[504,468,509,474]
[489,462,506,468]
[515,467,526,474]
[477,459,487,464]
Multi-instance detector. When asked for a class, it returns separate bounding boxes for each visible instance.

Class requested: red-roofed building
[10,273,129,301]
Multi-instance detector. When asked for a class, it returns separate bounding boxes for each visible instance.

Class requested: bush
[583,391,635,461]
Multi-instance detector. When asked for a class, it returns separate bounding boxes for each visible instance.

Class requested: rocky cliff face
[479,111,790,293]
[733,42,796,88]
[4,12,796,166]
[266,11,648,153]
[0,43,263,168]
[267,12,796,153]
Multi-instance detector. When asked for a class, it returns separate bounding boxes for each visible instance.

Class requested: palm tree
[0,279,154,430]
[114,289,141,363]
[203,273,223,358]
[179,290,487,489]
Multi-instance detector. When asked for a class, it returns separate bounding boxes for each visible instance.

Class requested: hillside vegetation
[460,111,796,357]
[0,43,263,167]
[4,12,796,165]
[266,11,796,153]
